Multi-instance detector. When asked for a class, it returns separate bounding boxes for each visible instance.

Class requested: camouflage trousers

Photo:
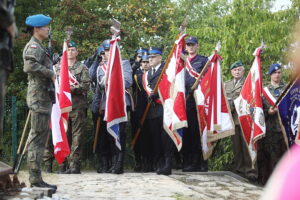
[43,129,54,166]
[65,108,87,170]
[0,69,8,147]
[27,111,50,184]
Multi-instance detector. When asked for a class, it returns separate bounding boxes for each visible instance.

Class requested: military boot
[57,164,67,174]
[157,157,172,175]
[112,153,124,174]
[108,155,118,173]
[44,161,53,173]
[182,153,201,172]
[97,156,109,173]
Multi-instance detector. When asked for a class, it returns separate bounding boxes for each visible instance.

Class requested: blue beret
[230,61,244,70]
[186,36,198,44]
[149,47,162,57]
[136,48,148,55]
[141,53,149,62]
[68,40,77,48]
[25,14,52,27]
[96,46,105,55]
[268,63,281,75]
[102,39,111,50]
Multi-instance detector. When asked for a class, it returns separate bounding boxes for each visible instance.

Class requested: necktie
[152,68,156,76]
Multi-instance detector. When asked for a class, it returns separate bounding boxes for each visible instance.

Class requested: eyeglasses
[186,43,196,46]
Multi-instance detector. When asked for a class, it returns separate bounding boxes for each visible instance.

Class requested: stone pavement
[14,170,263,200]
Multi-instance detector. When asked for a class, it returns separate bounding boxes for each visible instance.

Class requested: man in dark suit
[182,36,208,172]
[144,47,175,175]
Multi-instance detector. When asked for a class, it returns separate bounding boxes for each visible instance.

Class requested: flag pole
[186,41,221,100]
[131,18,188,148]
[93,19,121,153]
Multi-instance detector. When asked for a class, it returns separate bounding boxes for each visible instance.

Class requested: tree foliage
[3,0,299,170]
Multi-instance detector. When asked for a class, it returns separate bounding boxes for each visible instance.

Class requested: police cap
[148,47,162,57]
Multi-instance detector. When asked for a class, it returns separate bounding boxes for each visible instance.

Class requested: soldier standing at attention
[182,36,208,172]
[60,40,90,174]
[224,61,257,182]
[23,14,56,190]
[257,63,287,185]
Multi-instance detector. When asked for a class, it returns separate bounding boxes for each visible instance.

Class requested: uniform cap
[97,46,105,55]
[268,63,281,75]
[185,36,198,44]
[68,40,77,48]
[148,47,162,57]
[25,14,52,27]
[136,47,148,56]
[230,61,244,70]
[141,53,149,62]
[102,39,111,50]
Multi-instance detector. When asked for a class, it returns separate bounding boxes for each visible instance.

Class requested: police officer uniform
[257,64,287,185]
[144,47,175,175]
[225,61,257,181]
[182,37,208,172]
[23,14,56,190]
[96,39,133,174]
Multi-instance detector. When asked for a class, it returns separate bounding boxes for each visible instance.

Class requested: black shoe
[247,175,257,183]
[31,181,57,190]
[59,169,71,174]
[70,168,81,174]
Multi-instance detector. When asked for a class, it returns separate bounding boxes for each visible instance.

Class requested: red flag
[104,37,127,150]
[158,34,188,151]
[234,47,266,165]
[51,40,71,164]
[193,53,235,159]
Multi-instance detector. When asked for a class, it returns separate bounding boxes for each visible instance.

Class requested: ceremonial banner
[158,34,188,151]
[51,41,71,164]
[194,53,234,159]
[104,38,127,150]
[278,79,300,146]
[234,47,266,165]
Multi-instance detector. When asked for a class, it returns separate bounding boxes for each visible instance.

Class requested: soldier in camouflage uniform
[224,61,257,182]
[60,40,90,174]
[0,0,17,148]
[23,14,57,190]
[257,63,287,185]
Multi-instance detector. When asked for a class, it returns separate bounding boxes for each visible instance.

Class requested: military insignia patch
[30,44,37,48]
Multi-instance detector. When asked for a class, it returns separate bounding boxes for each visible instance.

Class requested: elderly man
[225,61,257,182]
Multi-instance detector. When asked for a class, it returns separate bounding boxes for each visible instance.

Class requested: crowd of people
[0,12,289,192]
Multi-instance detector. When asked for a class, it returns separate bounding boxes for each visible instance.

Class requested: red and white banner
[104,37,127,150]
[158,34,188,151]
[51,40,71,164]
[262,86,276,106]
[194,53,235,159]
[234,47,266,165]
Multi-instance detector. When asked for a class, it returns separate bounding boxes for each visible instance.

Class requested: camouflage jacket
[224,77,245,125]
[263,82,286,133]
[23,36,54,114]
[69,61,90,109]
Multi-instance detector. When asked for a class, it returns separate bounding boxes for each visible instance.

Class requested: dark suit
[182,55,208,171]
[144,63,175,169]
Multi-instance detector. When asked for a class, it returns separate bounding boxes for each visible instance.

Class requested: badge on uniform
[30,44,37,48]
